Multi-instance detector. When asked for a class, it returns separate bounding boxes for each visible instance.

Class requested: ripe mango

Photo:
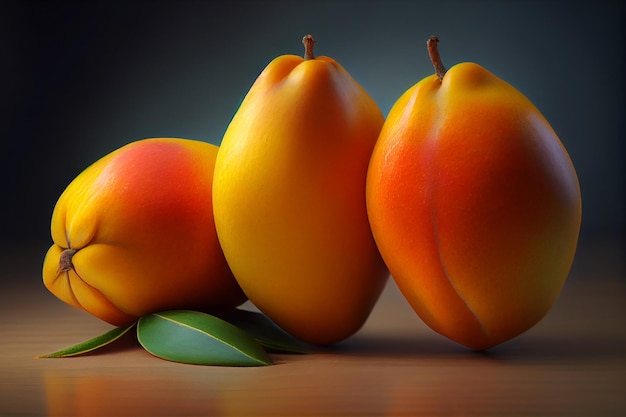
[366,37,582,350]
[43,138,246,326]
[213,35,389,345]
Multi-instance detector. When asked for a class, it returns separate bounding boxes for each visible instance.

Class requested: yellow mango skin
[213,52,389,345]
[366,63,582,350]
[43,138,247,326]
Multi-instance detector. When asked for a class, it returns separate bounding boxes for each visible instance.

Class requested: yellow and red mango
[212,35,389,345]
[366,37,582,350]
[43,138,246,326]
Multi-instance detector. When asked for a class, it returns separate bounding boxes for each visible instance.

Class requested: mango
[212,35,389,345]
[366,37,582,350]
[43,138,246,326]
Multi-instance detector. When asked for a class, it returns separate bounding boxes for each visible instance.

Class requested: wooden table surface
[1,241,624,417]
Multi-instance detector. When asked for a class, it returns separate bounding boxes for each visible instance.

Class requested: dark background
[1,1,624,282]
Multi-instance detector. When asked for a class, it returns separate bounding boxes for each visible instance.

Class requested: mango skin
[366,63,582,350]
[213,52,389,345]
[43,138,247,326]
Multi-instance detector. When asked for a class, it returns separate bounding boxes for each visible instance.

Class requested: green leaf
[137,310,272,366]
[37,324,136,358]
[217,309,311,354]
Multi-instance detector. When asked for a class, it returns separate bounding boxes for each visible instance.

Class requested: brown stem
[59,248,77,274]
[303,34,316,60]
[427,36,447,82]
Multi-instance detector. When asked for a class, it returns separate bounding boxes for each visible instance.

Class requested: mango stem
[427,36,447,82]
[303,34,315,60]
[59,248,77,274]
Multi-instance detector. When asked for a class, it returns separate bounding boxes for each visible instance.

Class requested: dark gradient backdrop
[1,1,624,271]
